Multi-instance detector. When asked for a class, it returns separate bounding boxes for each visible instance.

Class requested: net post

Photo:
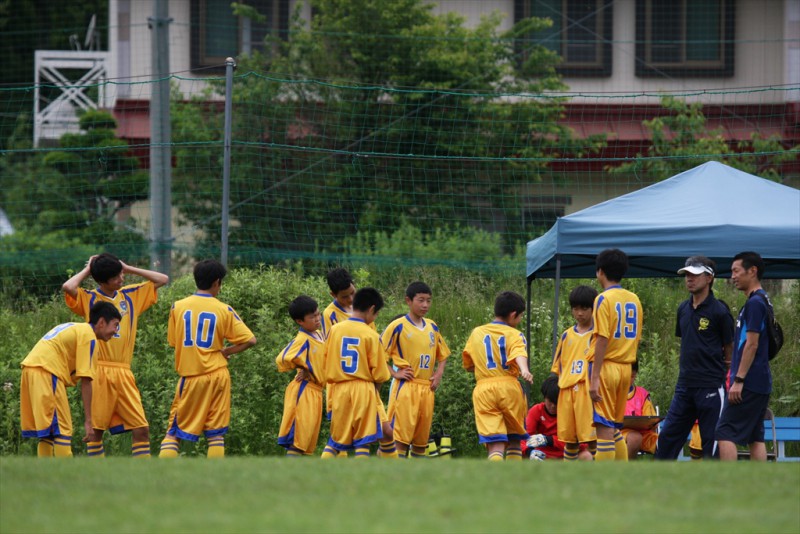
[221,56,236,267]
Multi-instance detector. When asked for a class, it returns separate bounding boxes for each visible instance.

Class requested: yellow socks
[37,438,54,457]
[206,436,225,458]
[86,440,105,458]
[378,440,398,458]
[321,445,338,459]
[614,430,628,461]
[505,447,522,461]
[286,448,303,457]
[596,439,615,461]
[132,441,150,458]
[354,446,370,459]
[54,436,73,457]
[488,451,504,461]
[563,443,580,461]
[159,436,180,458]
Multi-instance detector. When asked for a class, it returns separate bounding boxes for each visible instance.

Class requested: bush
[1,267,797,457]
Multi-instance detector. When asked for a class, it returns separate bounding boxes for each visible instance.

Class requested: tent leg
[551,255,562,362]
[524,276,533,402]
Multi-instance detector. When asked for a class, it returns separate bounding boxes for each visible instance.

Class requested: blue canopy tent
[525,161,800,352]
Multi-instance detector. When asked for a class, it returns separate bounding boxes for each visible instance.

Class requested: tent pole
[524,276,533,402]
[552,255,562,360]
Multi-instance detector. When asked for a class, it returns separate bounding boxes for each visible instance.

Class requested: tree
[608,97,799,181]
[172,0,597,262]
[0,110,149,298]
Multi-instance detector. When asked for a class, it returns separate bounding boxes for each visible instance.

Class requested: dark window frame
[635,0,735,78]
[191,0,289,72]
[514,0,614,77]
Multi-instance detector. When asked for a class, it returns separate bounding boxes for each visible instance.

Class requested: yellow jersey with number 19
[590,286,642,364]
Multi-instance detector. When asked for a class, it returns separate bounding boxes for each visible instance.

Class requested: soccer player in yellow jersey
[62,253,169,458]
[322,288,391,459]
[550,285,598,461]
[589,249,643,461]
[159,260,256,459]
[19,302,120,457]
[321,268,397,457]
[276,295,325,456]
[321,268,356,340]
[381,282,451,459]
[462,291,533,461]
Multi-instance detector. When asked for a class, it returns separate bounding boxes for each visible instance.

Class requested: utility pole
[148,0,172,275]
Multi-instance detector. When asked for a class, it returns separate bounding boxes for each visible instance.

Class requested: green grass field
[1,457,799,533]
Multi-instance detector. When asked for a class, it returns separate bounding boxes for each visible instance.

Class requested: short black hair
[406,281,432,300]
[733,251,764,280]
[326,268,354,293]
[353,287,384,313]
[89,301,122,324]
[541,373,559,404]
[194,259,227,290]
[288,295,318,322]
[90,253,123,283]
[569,285,597,309]
[632,360,639,373]
[494,291,525,319]
[596,248,629,282]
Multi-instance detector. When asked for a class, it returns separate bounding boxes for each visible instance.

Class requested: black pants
[655,385,725,459]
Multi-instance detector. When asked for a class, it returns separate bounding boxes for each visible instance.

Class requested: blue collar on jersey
[404,314,426,329]
[193,292,214,297]
[491,320,509,326]
[604,284,622,291]
[347,317,366,323]
[96,287,117,298]
[332,300,350,313]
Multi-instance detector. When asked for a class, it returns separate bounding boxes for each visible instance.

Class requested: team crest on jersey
[118,300,129,317]
[698,317,709,331]
[429,332,435,348]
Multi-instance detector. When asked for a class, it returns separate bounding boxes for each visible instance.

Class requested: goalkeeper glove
[526,434,548,448]
[529,449,546,461]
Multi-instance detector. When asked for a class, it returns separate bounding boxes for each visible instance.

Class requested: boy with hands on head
[62,253,168,457]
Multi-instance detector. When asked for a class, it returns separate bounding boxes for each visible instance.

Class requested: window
[515,0,613,77]
[635,0,734,77]
[191,0,289,71]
